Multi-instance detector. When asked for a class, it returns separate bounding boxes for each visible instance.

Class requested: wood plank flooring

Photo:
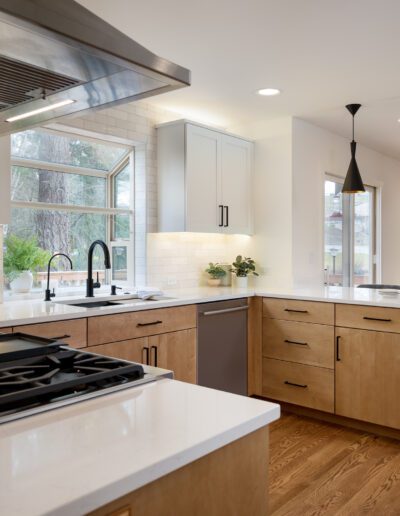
[269,413,400,515]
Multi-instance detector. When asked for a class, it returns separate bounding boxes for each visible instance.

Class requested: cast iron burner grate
[0,348,145,412]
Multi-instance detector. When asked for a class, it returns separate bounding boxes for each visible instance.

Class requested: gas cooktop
[0,345,159,424]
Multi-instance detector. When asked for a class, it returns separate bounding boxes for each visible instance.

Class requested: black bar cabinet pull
[151,345,158,367]
[137,320,163,327]
[284,380,307,389]
[142,346,149,365]
[284,308,309,314]
[363,316,392,322]
[218,205,224,227]
[50,334,71,340]
[336,335,341,361]
[284,339,308,346]
[224,206,229,227]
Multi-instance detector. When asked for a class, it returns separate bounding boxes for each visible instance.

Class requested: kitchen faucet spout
[86,240,111,297]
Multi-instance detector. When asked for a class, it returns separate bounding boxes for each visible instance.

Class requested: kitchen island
[0,377,279,516]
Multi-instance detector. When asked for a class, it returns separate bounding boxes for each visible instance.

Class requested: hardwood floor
[269,413,400,515]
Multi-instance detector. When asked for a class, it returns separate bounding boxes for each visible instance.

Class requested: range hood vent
[0,56,81,111]
[0,0,190,134]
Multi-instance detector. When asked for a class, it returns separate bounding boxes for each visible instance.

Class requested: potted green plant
[230,255,259,288]
[4,235,50,293]
[205,262,226,286]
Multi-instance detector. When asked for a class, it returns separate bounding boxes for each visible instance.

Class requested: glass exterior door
[324,176,375,287]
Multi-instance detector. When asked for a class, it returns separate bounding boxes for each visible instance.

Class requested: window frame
[324,173,377,287]
[9,127,135,287]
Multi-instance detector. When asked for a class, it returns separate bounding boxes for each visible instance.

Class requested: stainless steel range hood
[0,0,191,134]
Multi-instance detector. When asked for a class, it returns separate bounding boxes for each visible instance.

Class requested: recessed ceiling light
[257,88,281,96]
[6,99,75,123]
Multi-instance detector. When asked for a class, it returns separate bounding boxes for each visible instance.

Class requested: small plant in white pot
[4,235,50,293]
[230,255,258,288]
[205,262,226,286]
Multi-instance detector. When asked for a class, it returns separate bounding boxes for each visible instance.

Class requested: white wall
[230,118,293,288]
[292,118,400,286]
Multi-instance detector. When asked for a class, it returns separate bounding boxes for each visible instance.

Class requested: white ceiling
[78,0,400,159]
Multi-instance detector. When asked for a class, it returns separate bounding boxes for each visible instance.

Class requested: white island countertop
[0,379,280,516]
[2,285,400,328]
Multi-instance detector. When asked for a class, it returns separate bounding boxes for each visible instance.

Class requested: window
[7,128,134,290]
[324,176,376,286]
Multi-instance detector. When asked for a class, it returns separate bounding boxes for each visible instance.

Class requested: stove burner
[0,348,146,419]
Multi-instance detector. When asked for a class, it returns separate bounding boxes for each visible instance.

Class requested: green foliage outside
[4,235,50,281]
[7,130,131,277]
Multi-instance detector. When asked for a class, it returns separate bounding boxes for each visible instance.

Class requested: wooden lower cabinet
[88,426,269,516]
[16,319,87,348]
[88,306,196,346]
[87,338,149,365]
[87,329,197,384]
[149,329,197,384]
[263,318,334,369]
[336,327,400,429]
[262,358,334,413]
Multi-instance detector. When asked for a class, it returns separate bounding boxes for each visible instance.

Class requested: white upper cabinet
[157,120,253,235]
[185,123,220,232]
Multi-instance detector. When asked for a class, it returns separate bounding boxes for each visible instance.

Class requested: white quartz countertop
[0,287,254,327]
[256,285,400,308]
[0,379,280,516]
[3,285,400,328]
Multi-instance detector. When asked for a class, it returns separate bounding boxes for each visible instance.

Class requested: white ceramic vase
[235,276,248,288]
[10,271,33,293]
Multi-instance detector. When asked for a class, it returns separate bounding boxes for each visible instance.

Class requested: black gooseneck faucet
[44,253,73,301]
[86,240,111,297]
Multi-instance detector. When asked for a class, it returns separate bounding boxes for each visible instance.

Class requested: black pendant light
[342,103,365,194]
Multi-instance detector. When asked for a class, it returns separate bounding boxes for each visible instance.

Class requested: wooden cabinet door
[220,134,253,235]
[185,123,220,232]
[86,338,150,365]
[149,329,197,384]
[336,327,400,429]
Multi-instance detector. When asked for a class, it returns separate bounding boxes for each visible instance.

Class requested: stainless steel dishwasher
[197,299,248,395]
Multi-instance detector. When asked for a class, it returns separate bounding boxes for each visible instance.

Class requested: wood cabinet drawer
[88,306,197,346]
[262,358,334,412]
[263,298,334,325]
[336,304,400,333]
[16,318,87,348]
[263,319,334,368]
[0,327,12,333]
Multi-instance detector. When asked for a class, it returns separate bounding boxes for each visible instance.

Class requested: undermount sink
[66,300,125,308]
[55,295,175,308]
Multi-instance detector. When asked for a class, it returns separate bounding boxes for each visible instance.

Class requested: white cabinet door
[220,134,252,234]
[186,124,220,232]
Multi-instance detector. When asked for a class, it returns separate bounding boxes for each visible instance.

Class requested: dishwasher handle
[201,305,249,317]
